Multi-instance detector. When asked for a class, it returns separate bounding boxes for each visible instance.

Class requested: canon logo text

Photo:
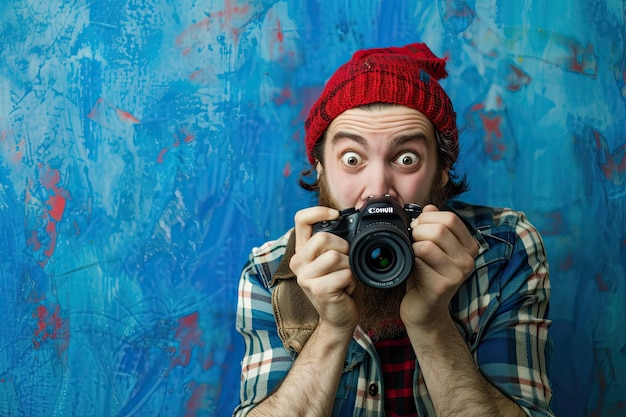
[367,207,394,214]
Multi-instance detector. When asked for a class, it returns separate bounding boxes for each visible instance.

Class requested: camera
[312,195,421,289]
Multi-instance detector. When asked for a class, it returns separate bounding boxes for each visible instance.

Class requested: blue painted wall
[0,1,624,416]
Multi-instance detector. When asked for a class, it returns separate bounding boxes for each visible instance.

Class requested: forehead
[328,105,435,134]
[326,105,437,146]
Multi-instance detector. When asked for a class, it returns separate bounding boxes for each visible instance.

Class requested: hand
[289,207,361,336]
[400,205,479,332]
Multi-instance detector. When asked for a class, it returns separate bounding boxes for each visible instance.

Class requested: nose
[361,164,395,201]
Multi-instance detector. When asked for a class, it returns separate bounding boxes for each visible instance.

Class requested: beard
[316,169,448,341]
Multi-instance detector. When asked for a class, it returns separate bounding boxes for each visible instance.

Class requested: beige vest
[270,231,319,353]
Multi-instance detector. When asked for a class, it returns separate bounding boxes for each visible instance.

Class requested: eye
[342,151,362,167]
[395,151,419,166]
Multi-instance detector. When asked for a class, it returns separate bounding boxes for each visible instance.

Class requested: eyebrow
[390,133,429,148]
[330,131,429,150]
[330,131,366,147]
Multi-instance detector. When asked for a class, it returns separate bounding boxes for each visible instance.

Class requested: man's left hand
[400,204,479,333]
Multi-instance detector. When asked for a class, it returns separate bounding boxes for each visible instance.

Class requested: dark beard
[317,169,448,341]
[316,170,339,209]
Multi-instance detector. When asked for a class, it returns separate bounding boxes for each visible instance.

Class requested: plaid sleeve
[233,241,294,417]
[473,210,553,417]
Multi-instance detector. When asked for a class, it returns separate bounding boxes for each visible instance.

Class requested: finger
[293,206,339,252]
[291,232,350,273]
[298,250,353,293]
[412,222,469,257]
[412,206,479,254]
[412,237,477,282]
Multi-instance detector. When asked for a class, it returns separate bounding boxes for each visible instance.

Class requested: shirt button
[368,382,379,396]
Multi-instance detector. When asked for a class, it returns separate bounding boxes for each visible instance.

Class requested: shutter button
[368,382,378,396]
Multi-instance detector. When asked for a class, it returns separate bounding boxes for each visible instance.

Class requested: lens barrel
[349,223,414,289]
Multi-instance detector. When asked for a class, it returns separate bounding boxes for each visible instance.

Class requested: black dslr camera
[312,195,422,289]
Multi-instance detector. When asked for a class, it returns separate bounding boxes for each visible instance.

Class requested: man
[234,43,553,416]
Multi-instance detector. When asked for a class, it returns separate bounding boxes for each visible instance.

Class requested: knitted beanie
[304,43,457,164]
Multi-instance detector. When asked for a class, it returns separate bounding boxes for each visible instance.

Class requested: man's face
[315,105,450,339]
[317,105,448,210]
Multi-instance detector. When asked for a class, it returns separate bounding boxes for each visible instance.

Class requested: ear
[315,161,322,179]
[440,167,450,187]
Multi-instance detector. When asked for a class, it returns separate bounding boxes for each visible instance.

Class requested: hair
[298,103,469,201]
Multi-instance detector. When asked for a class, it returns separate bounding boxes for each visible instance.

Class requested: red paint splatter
[29,166,72,267]
[275,19,284,43]
[87,98,141,128]
[175,1,252,58]
[86,97,103,119]
[40,166,61,188]
[441,0,475,21]
[266,13,285,61]
[213,0,252,41]
[567,41,596,76]
[273,86,294,106]
[188,69,206,81]
[157,148,169,163]
[506,64,532,91]
[115,108,140,124]
[282,161,291,177]
[46,194,66,222]
[172,312,204,368]
[156,128,195,163]
[202,350,214,371]
[43,217,58,258]
[466,100,518,168]
[183,382,216,417]
[593,130,626,186]
[479,113,506,161]
[32,302,68,352]
[12,140,24,162]
[27,230,42,251]
[175,18,211,55]
[594,273,609,292]
[174,128,196,146]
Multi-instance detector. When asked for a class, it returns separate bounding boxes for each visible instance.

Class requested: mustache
[316,169,448,210]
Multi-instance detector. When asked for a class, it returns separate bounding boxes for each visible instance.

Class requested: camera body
[312,195,422,289]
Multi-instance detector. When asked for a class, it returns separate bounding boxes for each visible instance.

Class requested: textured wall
[0,1,624,416]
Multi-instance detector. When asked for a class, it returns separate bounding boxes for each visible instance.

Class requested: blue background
[1,0,625,416]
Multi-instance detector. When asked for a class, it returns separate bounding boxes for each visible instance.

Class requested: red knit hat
[304,43,457,164]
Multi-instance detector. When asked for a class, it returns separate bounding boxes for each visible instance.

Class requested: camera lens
[367,245,394,272]
[350,224,414,289]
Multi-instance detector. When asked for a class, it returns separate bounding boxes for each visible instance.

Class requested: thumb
[421,204,440,213]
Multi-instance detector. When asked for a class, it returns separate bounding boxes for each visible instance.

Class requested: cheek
[398,172,436,203]
[324,169,361,207]
[333,179,361,206]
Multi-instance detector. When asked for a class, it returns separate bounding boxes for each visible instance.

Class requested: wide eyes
[395,151,419,166]
[341,151,420,167]
[342,151,362,166]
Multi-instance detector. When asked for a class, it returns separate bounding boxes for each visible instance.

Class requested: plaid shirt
[374,330,418,416]
[234,201,554,416]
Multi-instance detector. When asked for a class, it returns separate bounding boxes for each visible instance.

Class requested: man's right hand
[289,206,361,337]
